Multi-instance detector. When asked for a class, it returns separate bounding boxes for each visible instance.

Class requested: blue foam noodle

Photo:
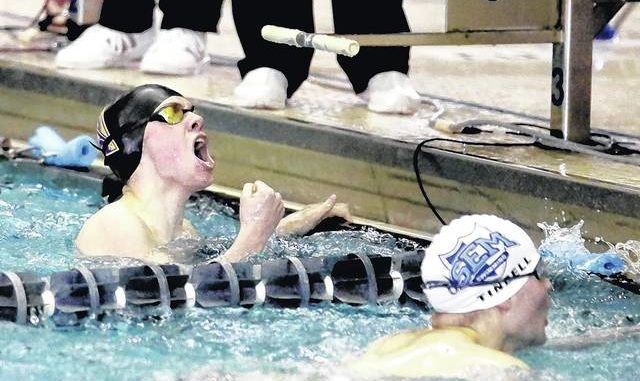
[45,135,98,168]
[28,126,66,156]
[29,126,98,168]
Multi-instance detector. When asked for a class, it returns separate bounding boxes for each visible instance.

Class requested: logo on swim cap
[421,215,540,313]
[97,109,119,156]
[440,227,518,293]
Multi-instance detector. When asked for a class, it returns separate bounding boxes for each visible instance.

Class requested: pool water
[0,160,639,381]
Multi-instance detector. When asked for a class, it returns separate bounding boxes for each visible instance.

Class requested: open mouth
[193,136,209,163]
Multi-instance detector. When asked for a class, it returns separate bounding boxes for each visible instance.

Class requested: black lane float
[0,250,426,326]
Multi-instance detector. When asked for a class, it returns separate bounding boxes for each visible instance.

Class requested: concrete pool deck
[1,1,640,244]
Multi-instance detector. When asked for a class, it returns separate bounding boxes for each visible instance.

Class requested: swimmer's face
[505,259,552,350]
[141,96,215,191]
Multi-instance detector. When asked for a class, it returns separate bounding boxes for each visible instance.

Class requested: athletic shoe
[233,67,288,109]
[360,71,421,115]
[55,24,155,69]
[140,28,209,75]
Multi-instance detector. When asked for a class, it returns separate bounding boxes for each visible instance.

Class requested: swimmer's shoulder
[76,201,154,257]
[350,327,528,379]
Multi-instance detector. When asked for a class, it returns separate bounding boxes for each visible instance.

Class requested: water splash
[537,220,627,277]
[613,240,640,275]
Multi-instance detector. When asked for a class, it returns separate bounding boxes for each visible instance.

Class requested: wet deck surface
[1,1,640,241]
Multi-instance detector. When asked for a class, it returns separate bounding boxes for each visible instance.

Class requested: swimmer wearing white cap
[350,215,552,379]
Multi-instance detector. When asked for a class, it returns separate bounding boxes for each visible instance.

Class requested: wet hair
[96,84,182,183]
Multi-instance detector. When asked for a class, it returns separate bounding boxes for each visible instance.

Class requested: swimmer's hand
[220,181,284,262]
[276,194,353,236]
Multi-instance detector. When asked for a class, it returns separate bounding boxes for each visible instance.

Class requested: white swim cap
[421,215,540,313]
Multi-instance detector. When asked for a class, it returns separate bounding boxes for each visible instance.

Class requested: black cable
[456,119,640,165]
[513,122,622,152]
[413,139,447,226]
[413,137,536,226]
[513,121,552,131]
[414,117,640,226]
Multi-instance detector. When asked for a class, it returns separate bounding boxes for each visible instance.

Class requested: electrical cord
[415,117,640,225]
[455,119,640,165]
[413,137,537,226]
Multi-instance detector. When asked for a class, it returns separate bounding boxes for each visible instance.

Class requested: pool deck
[1,1,640,244]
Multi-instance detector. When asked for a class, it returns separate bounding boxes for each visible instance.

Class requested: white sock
[233,67,288,110]
[361,71,421,115]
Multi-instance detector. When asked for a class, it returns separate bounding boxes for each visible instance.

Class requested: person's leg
[159,0,222,32]
[332,0,419,114]
[99,0,155,33]
[141,0,224,75]
[56,0,156,69]
[233,0,314,105]
[332,0,410,94]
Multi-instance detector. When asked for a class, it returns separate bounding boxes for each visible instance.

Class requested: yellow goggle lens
[156,105,185,125]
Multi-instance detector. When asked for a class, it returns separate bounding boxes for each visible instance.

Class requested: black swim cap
[97,84,182,183]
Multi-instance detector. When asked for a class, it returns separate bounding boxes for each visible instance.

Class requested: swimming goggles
[149,104,195,125]
[422,259,548,292]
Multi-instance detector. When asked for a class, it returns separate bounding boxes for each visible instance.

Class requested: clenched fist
[239,180,285,243]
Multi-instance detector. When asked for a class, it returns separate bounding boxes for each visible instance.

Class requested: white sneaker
[360,71,421,115]
[55,24,155,69]
[233,67,288,110]
[140,28,209,75]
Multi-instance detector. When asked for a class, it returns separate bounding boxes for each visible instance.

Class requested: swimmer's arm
[545,325,640,350]
[216,193,351,262]
[276,194,352,236]
[216,227,266,263]
[217,181,284,262]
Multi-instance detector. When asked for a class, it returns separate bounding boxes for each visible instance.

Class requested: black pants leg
[332,0,410,94]
[232,0,314,97]
[100,0,222,34]
[99,0,155,33]
[160,0,223,32]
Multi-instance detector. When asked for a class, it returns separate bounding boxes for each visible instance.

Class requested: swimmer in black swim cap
[96,84,216,199]
[77,84,352,263]
[97,84,182,184]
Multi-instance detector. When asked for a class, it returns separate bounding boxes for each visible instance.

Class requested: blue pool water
[0,160,639,381]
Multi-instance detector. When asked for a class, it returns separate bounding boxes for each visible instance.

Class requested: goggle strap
[424,261,544,291]
[89,140,102,152]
